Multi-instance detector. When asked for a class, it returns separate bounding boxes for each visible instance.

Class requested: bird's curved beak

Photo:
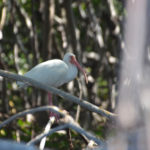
[71,56,88,84]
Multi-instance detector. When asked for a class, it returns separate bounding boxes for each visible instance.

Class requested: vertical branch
[41,0,49,59]
[0,0,9,114]
[13,44,20,73]
[55,10,68,54]
[106,0,123,111]
[0,0,7,40]
[0,53,7,114]
[2,78,9,113]
[31,0,40,63]
[39,117,55,150]
[48,0,55,58]
[63,0,81,59]
[75,78,83,122]
[86,0,104,49]
[41,0,55,59]
[67,128,74,150]
[13,0,38,65]
[63,1,88,126]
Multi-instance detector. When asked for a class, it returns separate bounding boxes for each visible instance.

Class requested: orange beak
[71,56,88,84]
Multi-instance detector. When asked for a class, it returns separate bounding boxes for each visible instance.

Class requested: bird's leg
[48,92,59,121]
[48,92,53,105]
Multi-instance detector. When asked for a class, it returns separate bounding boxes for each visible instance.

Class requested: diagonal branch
[0,69,117,120]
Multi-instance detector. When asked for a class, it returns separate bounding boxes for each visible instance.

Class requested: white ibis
[17,52,88,118]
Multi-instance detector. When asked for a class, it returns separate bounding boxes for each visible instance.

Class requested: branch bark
[39,117,55,150]
[27,122,104,146]
[0,139,37,150]
[0,104,104,147]
[0,0,7,36]
[0,69,117,120]
[0,106,63,129]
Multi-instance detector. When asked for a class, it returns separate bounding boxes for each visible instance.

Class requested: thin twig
[75,78,82,122]
[68,123,104,146]
[0,69,117,120]
[67,128,74,150]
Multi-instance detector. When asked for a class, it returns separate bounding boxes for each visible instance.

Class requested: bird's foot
[49,112,60,122]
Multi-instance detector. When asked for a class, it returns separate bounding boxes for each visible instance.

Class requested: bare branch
[0,0,7,40]
[75,78,83,122]
[0,0,7,30]
[0,103,105,147]
[27,122,104,146]
[40,0,55,59]
[0,106,64,129]
[63,0,82,59]
[14,0,40,64]
[39,117,55,150]
[27,124,68,145]
[61,113,105,146]
[0,69,117,120]
[68,123,104,146]
[0,139,37,150]
[86,0,104,48]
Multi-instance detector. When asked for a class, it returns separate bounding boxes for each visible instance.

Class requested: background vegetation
[0,0,124,149]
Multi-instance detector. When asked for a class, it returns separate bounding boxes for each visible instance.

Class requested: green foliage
[94,125,105,138]
[113,0,124,16]
[18,0,32,16]
[81,2,86,11]
[97,77,109,100]
[46,130,86,150]
[16,119,32,141]
[46,133,70,150]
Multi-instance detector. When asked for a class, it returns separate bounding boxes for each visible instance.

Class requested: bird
[17,52,88,118]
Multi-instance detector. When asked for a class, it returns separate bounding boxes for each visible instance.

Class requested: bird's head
[63,53,88,84]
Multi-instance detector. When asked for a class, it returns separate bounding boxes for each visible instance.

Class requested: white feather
[17,53,78,88]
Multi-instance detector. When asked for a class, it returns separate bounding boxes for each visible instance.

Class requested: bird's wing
[17,81,28,88]
[23,59,68,87]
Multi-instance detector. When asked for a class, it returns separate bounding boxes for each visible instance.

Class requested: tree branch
[0,139,37,150]
[0,0,7,31]
[0,69,117,120]
[39,117,55,150]
[27,124,68,145]
[0,106,63,129]
[27,122,104,146]
[0,102,105,147]
[29,108,104,146]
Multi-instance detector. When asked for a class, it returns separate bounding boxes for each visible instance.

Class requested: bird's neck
[65,63,78,83]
